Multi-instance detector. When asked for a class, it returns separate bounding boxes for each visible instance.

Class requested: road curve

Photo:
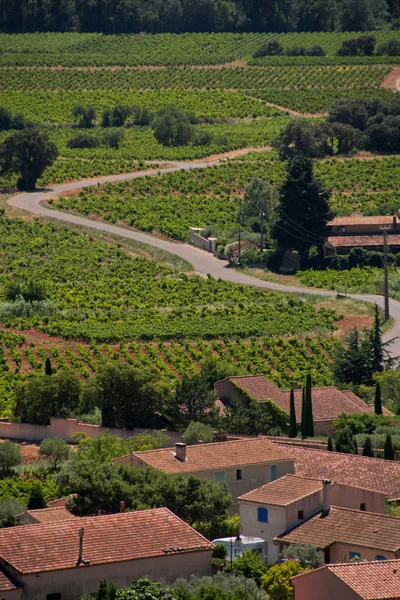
[8,160,400,358]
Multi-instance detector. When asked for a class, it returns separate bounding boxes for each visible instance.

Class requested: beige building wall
[313,420,334,436]
[329,484,385,514]
[239,502,287,563]
[292,568,361,600]
[7,551,211,600]
[329,542,397,563]
[214,380,247,404]
[121,455,295,504]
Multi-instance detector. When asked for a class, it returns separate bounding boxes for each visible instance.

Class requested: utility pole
[259,197,265,252]
[384,230,390,321]
[237,197,242,266]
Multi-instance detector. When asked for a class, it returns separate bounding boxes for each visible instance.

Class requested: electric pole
[237,197,242,265]
[259,197,265,252]
[384,230,390,321]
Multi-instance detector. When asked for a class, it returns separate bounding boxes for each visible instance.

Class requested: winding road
[8,159,400,358]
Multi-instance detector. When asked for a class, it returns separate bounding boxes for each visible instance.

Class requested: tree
[289,388,297,438]
[103,129,125,149]
[45,357,53,376]
[335,426,355,454]
[369,305,384,375]
[95,580,118,600]
[110,105,132,127]
[374,382,383,415]
[272,155,332,268]
[27,483,47,509]
[243,178,276,251]
[327,434,334,451]
[183,422,214,445]
[72,104,96,128]
[116,580,175,600]
[253,40,284,57]
[282,543,321,568]
[0,129,58,190]
[223,398,288,436]
[0,498,26,528]
[0,440,22,475]
[301,374,314,438]
[171,374,216,429]
[261,561,307,600]
[152,105,195,147]
[384,433,395,460]
[273,120,329,160]
[229,550,268,585]
[39,437,70,470]
[362,436,374,457]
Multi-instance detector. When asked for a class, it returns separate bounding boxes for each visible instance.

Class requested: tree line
[0,0,397,34]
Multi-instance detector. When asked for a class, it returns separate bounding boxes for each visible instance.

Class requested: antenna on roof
[76,527,90,567]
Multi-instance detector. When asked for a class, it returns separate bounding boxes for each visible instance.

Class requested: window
[298,510,304,520]
[360,503,366,511]
[376,555,387,561]
[338,227,346,232]
[349,552,361,560]
[46,594,61,600]
[214,471,225,482]
[270,465,278,481]
[236,469,243,481]
[257,507,268,522]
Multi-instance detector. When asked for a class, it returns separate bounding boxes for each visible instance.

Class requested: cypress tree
[289,387,297,438]
[301,387,306,439]
[327,434,334,451]
[353,438,359,455]
[384,433,395,461]
[362,436,374,457]
[302,373,314,438]
[370,304,384,374]
[374,382,383,415]
[27,483,47,510]
[45,357,52,376]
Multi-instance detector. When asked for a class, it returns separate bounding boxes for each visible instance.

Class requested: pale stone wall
[188,228,214,253]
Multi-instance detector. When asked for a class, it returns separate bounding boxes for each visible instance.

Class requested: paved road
[8,161,400,358]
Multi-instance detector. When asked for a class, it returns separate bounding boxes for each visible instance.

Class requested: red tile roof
[327,234,400,248]
[276,506,400,551]
[0,508,213,575]
[0,570,17,592]
[328,216,396,226]
[26,507,76,524]
[327,560,400,599]
[226,375,287,403]
[130,437,293,474]
[276,443,400,500]
[238,474,323,506]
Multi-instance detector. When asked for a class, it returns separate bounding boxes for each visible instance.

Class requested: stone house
[115,437,295,507]
[0,508,213,600]
[325,214,400,255]
[291,559,400,600]
[238,475,386,563]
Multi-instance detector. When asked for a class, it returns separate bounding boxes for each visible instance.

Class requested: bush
[253,40,283,57]
[103,129,125,149]
[305,45,326,56]
[72,104,96,128]
[152,105,194,147]
[376,39,400,56]
[261,561,307,600]
[39,437,70,470]
[228,550,268,585]
[132,106,153,127]
[337,36,375,57]
[282,543,321,568]
[183,421,214,445]
[0,441,23,474]
[334,413,380,436]
[67,134,99,149]
[212,543,227,559]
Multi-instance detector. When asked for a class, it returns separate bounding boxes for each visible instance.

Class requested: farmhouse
[238,475,386,563]
[0,508,213,600]
[291,560,400,600]
[325,214,400,255]
[214,375,386,435]
[114,437,294,504]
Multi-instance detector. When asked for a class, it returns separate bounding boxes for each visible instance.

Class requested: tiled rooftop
[26,506,76,524]
[328,215,396,226]
[276,443,400,500]
[0,508,213,575]
[238,474,323,506]
[276,506,400,551]
[327,234,400,248]
[0,570,17,592]
[227,375,287,403]
[328,560,400,599]
[130,437,292,474]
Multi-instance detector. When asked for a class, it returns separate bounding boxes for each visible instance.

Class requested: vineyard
[54,152,400,240]
[1,31,399,66]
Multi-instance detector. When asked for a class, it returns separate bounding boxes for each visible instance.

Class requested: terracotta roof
[26,507,76,524]
[328,560,400,599]
[276,443,400,500]
[130,437,293,474]
[328,216,396,226]
[224,375,286,403]
[0,508,213,575]
[276,506,400,551]
[327,234,400,248]
[238,474,323,506]
[0,570,17,592]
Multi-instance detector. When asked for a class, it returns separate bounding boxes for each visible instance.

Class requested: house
[238,475,386,563]
[275,506,400,563]
[291,559,400,600]
[0,508,213,600]
[214,375,387,435]
[274,443,400,501]
[17,506,77,525]
[114,438,295,505]
[325,214,400,255]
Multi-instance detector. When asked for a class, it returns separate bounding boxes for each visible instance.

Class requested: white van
[212,535,267,563]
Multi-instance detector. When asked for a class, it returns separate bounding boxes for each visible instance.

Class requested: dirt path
[381,66,400,91]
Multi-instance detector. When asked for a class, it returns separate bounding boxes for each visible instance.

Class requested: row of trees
[0,0,396,34]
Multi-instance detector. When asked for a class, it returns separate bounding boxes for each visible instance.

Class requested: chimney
[322,479,332,516]
[175,442,187,462]
[120,500,126,513]
[76,528,90,567]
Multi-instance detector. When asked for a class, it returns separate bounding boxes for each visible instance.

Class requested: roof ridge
[133,436,274,455]
[275,441,397,464]
[328,559,400,569]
